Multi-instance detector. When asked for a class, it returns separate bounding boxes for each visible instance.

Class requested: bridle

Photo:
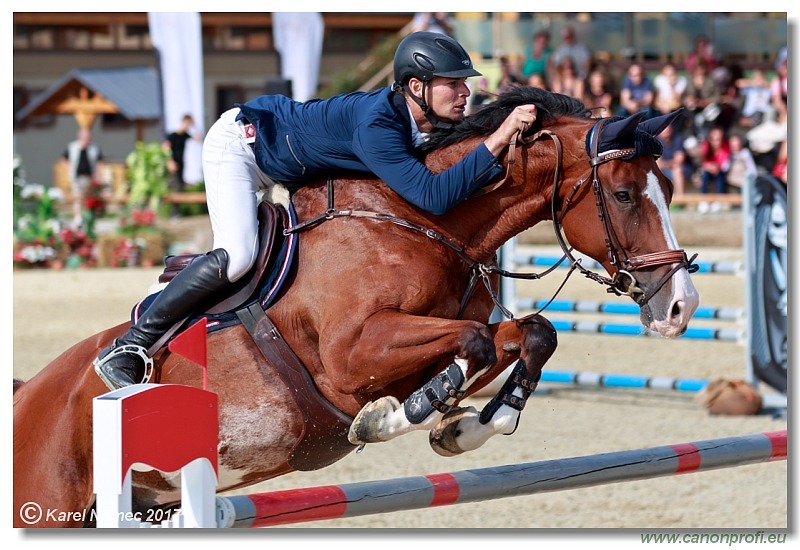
[285,117,697,319]
[543,117,698,306]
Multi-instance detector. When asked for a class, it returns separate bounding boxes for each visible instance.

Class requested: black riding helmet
[393,31,481,129]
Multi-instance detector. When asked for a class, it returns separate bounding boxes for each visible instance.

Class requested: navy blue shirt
[237,87,502,215]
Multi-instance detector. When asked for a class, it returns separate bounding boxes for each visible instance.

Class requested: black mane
[420,86,593,152]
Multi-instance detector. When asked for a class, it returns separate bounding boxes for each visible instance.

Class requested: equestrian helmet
[393,31,481,85]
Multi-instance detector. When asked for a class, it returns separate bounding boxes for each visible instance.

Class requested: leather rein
[285,120,697,319]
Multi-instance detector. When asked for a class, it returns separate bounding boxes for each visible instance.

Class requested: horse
[13,87,699,527]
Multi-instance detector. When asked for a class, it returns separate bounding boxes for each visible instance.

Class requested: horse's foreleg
[339,313,498,445]
[428,314,557,456]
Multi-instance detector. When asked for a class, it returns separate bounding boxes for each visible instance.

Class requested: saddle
[158,200,287,315]
[147,200,356,470]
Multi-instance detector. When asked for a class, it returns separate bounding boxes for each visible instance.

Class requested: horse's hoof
[429,406,476,457]
[347,396,401,445]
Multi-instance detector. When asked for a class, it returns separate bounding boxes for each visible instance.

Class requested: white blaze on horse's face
[643,171,699,337]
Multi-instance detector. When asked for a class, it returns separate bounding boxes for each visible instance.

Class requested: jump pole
[515,298,742,321]
[512,251,742,275]
[216,430,786,528]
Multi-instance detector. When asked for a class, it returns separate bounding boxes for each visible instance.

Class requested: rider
[93,31,537,390]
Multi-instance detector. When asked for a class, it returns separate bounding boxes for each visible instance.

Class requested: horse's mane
[420,86,593,152]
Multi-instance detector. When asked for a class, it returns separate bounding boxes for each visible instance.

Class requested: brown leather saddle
[158,200,285,315]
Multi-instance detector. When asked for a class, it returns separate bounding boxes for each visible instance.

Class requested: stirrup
[93,344,154,390]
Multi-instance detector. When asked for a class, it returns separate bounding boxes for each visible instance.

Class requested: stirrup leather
[93,344,154,388]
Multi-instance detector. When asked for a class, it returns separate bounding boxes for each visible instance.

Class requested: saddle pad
[131,202,299,336]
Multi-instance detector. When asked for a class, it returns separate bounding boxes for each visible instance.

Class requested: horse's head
[546,108,699,337]
[423,87,698,337]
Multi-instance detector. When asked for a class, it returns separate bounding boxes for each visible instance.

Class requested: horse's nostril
[671,301,682,318]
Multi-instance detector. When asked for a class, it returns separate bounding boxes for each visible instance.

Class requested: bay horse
[13,87,699,527]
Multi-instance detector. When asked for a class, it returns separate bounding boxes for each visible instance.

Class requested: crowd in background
[468,27,788,210]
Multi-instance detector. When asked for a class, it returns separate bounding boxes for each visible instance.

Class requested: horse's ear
[638,108,685,137]
[593,111,646,154]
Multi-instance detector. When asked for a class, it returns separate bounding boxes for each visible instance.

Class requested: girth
[236,302,357,471]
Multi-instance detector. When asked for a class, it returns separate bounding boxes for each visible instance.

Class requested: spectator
[771,139,787,184]
[469,77,493,111]
[725,133,758,194]
[162,114,202,205]
[735,69,773,128]
[583,67,615,117]
[684,62,721,138]
[652,62,687,116]
[746,108,787,174]
[770,50,788,124]
[496,55,524,95]
[710,60,744,132]
[656,122,692,198]
[549,25,592,81]
[60,127,104,229]
[526,72,548,90]
[684,34,720,74]
[520,31,552,85]
[550,56,584,100]
[698,126,731,207]
[411,12,454,36]
[618,62,655,118]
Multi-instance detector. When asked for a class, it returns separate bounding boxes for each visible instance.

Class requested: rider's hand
[483,104,537,157]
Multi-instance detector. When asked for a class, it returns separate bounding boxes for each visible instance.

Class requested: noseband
[540,119,698,305]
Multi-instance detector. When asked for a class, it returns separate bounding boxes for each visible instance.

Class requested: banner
[272,12,324,102]
[148,12,205,185]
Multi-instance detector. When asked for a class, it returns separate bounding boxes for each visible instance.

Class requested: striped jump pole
[535,369,788,410]
[515,298,743,321]
[512,253,742,275]
[547,319,743,342]
[540,369,709,392]
[216,430,786,528]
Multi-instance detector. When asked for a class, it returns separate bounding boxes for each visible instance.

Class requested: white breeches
[202,108,277,282]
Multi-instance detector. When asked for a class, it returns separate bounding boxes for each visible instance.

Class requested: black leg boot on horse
[93,248,231,390]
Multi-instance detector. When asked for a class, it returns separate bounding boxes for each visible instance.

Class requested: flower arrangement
[13,173,64,268]
[13,156,98,269]
[12,153,171,270]
[117,207,158,237]
[59,226,97,268]
[108,237,148,268]
[83,179,107,214]
[94,206,164,268]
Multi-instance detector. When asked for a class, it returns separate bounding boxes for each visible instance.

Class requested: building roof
[15,66,161,122]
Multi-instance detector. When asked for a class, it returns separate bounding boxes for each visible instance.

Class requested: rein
[284,174,561,320]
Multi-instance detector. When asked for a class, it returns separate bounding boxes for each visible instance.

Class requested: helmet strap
[401,82,455,130]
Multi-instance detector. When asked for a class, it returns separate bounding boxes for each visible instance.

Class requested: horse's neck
[435,139,554,262]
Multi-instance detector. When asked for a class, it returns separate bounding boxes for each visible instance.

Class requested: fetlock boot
[94,248,231,390]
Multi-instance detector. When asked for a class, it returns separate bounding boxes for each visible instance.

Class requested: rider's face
[426,77,471,122]
[408,76,471,124]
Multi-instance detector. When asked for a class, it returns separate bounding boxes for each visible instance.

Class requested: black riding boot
[94,248,231,390]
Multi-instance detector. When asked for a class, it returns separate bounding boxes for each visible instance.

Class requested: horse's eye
[614,191,632,203]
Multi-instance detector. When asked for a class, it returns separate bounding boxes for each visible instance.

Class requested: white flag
[148,12,205,185]
[272,13,324,102]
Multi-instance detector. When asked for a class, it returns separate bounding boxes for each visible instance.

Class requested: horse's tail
[13,379,25,394]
